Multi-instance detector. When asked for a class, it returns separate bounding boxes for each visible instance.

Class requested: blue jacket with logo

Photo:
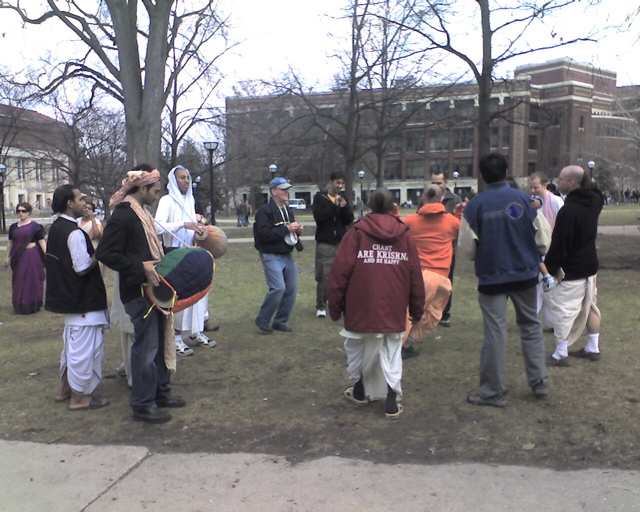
[462,181,541,286]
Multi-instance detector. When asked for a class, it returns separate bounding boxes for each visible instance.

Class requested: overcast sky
[1,0,638,97]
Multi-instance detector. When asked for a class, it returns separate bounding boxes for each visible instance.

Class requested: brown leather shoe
[569,348,601,361]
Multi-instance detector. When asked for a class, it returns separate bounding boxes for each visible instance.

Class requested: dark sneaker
[532,381,549,398]
[439,317,451,327]
[272,322,292,332]
[401,345,421,360]
[467,393,509,408]
[255,318,273,334]
[547,354,571,367]
[569,347,601,361]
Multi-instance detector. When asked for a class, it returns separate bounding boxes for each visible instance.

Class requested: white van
[288,198,307,210]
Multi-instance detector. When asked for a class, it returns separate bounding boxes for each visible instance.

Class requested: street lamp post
[452,171,459,194]
[0,163,6,234]
[588,160,595,182]
[269,164,278,179]
[204,141,219,225]
[357,170,365,218]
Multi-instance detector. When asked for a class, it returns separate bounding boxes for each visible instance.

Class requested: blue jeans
[124,296,171,408]
[257,252,298,326]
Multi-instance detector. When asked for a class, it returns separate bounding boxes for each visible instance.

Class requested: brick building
[226,58,639,206]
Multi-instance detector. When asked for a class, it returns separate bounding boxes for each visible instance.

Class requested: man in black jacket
[253,177,304,333]
[97,166,185,424]
[545,165,604,366]
[46,185,110,411]
[312,172,354,318]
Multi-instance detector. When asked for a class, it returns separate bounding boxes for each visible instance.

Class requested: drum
[145,247,214,314]
[194,225,228,259]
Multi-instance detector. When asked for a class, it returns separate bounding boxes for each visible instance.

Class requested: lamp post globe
[587,160,595,181]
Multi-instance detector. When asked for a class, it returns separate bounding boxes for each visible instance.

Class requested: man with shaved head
[545,165,604,366]
[401,184,462,358]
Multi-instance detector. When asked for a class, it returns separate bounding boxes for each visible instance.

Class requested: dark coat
[545,187,603,281]
[96,202,154,305]
[312,191,354,244]
[253,198,296,254]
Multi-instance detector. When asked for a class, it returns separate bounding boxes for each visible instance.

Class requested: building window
[453,128,474,150]
[406,130,425,153]
[406,159,426,179]
[490,126,499,148]
[385,160,402,180]
[429,101,450,123]
[502,126,510,149]
[429,129,449,152]
[490,98,501,115]
[529,104,539,123]
[528,134,537,151]
[35,160,45,182]
[389,136,403,154]
[430,158,449,175]
[453,158,473,178]
[454,99,474,121]
[528,162,537,175]
[16,158,28,180]
[596,123,626,138]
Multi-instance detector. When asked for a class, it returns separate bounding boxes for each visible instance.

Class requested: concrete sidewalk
[1,440,639,512]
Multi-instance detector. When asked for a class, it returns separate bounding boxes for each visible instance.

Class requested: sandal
[344,386,369,406]
[385,404,404,420]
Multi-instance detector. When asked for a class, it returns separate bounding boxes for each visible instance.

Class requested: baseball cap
[269,177,292,190]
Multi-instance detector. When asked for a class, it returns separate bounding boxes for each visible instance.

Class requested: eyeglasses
[16,209,28,213]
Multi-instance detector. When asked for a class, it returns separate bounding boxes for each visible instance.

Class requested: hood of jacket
[354,213,408,244]
[565,187,604,210]
[416,202,446,216]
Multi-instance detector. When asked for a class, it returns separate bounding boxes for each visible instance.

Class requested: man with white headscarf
[155,165,216,356]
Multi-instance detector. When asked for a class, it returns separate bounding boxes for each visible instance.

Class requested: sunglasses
[16,209,28,213]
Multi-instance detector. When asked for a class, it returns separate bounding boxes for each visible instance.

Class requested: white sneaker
[316,309,327,318]
[190,332,217,348]
[176,337,194,356]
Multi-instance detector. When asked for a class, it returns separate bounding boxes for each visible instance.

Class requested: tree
[388,0,599,189]
[0,0,228,167]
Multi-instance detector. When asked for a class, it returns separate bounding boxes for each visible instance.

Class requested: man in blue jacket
[458,153,549,407]
[253,177,304,333]
[312,172,354,318]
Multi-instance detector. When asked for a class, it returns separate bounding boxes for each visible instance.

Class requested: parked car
[288,198,306,210]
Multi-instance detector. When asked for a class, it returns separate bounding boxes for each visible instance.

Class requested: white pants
[60,325,104,395]
[342,329,403,400]
[174,292,208,335]
[548,275,600,347]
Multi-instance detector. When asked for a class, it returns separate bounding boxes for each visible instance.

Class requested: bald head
[423,184,443,204]
[557,165,585,195]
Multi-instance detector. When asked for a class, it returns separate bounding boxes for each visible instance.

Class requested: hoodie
[545,187,604,280]
[327,213,425,333]
[403,202,460,277]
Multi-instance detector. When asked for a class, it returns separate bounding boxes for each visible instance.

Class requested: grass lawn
[0,229,639,470]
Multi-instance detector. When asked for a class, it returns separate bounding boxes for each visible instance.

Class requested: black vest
[45,217,108,315]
